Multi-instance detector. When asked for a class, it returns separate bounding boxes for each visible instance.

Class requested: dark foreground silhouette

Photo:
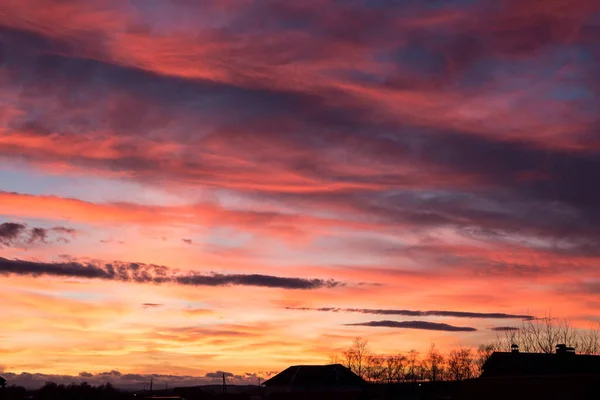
[3,344,600,400]
[1,378,600,400]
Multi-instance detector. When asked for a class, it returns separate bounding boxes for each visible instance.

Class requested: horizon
[1,0,600,387]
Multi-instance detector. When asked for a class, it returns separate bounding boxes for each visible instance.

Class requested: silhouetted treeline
[0,385,27,400]
[37,382,131,400]
[0,382,135,400]
[0,383,262,400]
[331,338,483,383]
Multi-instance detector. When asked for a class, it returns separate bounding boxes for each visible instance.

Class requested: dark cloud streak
[0,222,75,247]
[0,257,343,290]
[286,307,533,320]
[205,371,234,379]
[490,326,520,332]
[0,222,26,246]
[345,320,477,332]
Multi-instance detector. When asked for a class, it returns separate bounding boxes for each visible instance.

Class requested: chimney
[555,344,575,354]
[511,344,519,353]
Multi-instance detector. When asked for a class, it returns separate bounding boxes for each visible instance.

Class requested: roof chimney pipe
[556,344,575,354]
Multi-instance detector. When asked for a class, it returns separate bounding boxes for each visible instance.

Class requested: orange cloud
[0,190,384,243]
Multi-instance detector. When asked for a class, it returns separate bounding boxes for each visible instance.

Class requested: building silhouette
[481,344,600,377]
[262,364,364,397]
[457,344,600,400]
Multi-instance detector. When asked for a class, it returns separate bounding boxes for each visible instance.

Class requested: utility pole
[222,372,227,394]
[150,378,153,395]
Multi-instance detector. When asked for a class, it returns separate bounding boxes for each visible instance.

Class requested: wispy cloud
[141,303,163,309]
[0,222,26,245]
[286,307,533,320]
[0,222,76,247]
[345,320,477,332]
[0,191,379,244]
[0,257,344,290]
[490,326,520,332]
[205,371,234,379]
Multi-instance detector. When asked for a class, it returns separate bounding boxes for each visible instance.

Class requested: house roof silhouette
[262,364,365,387]
[481,351,600,377]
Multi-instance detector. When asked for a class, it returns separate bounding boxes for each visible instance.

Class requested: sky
[1,0,600,389]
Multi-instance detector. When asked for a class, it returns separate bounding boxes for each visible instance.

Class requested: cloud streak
[490,326,520,332]
[345,320,477,332]
[286,307,532,320]
[0,222,76,247]
[0,257,343,290]
[0,222,26,245]
[142,303,163,309]
[0,191,380,244]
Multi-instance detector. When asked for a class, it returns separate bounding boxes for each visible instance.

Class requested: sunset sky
[1,0,600,389]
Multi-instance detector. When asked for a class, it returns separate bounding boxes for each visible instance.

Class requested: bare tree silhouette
[494,312,600,354]
[423,344,445,382]
[447,348,475,381]
[343,337,370,379]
